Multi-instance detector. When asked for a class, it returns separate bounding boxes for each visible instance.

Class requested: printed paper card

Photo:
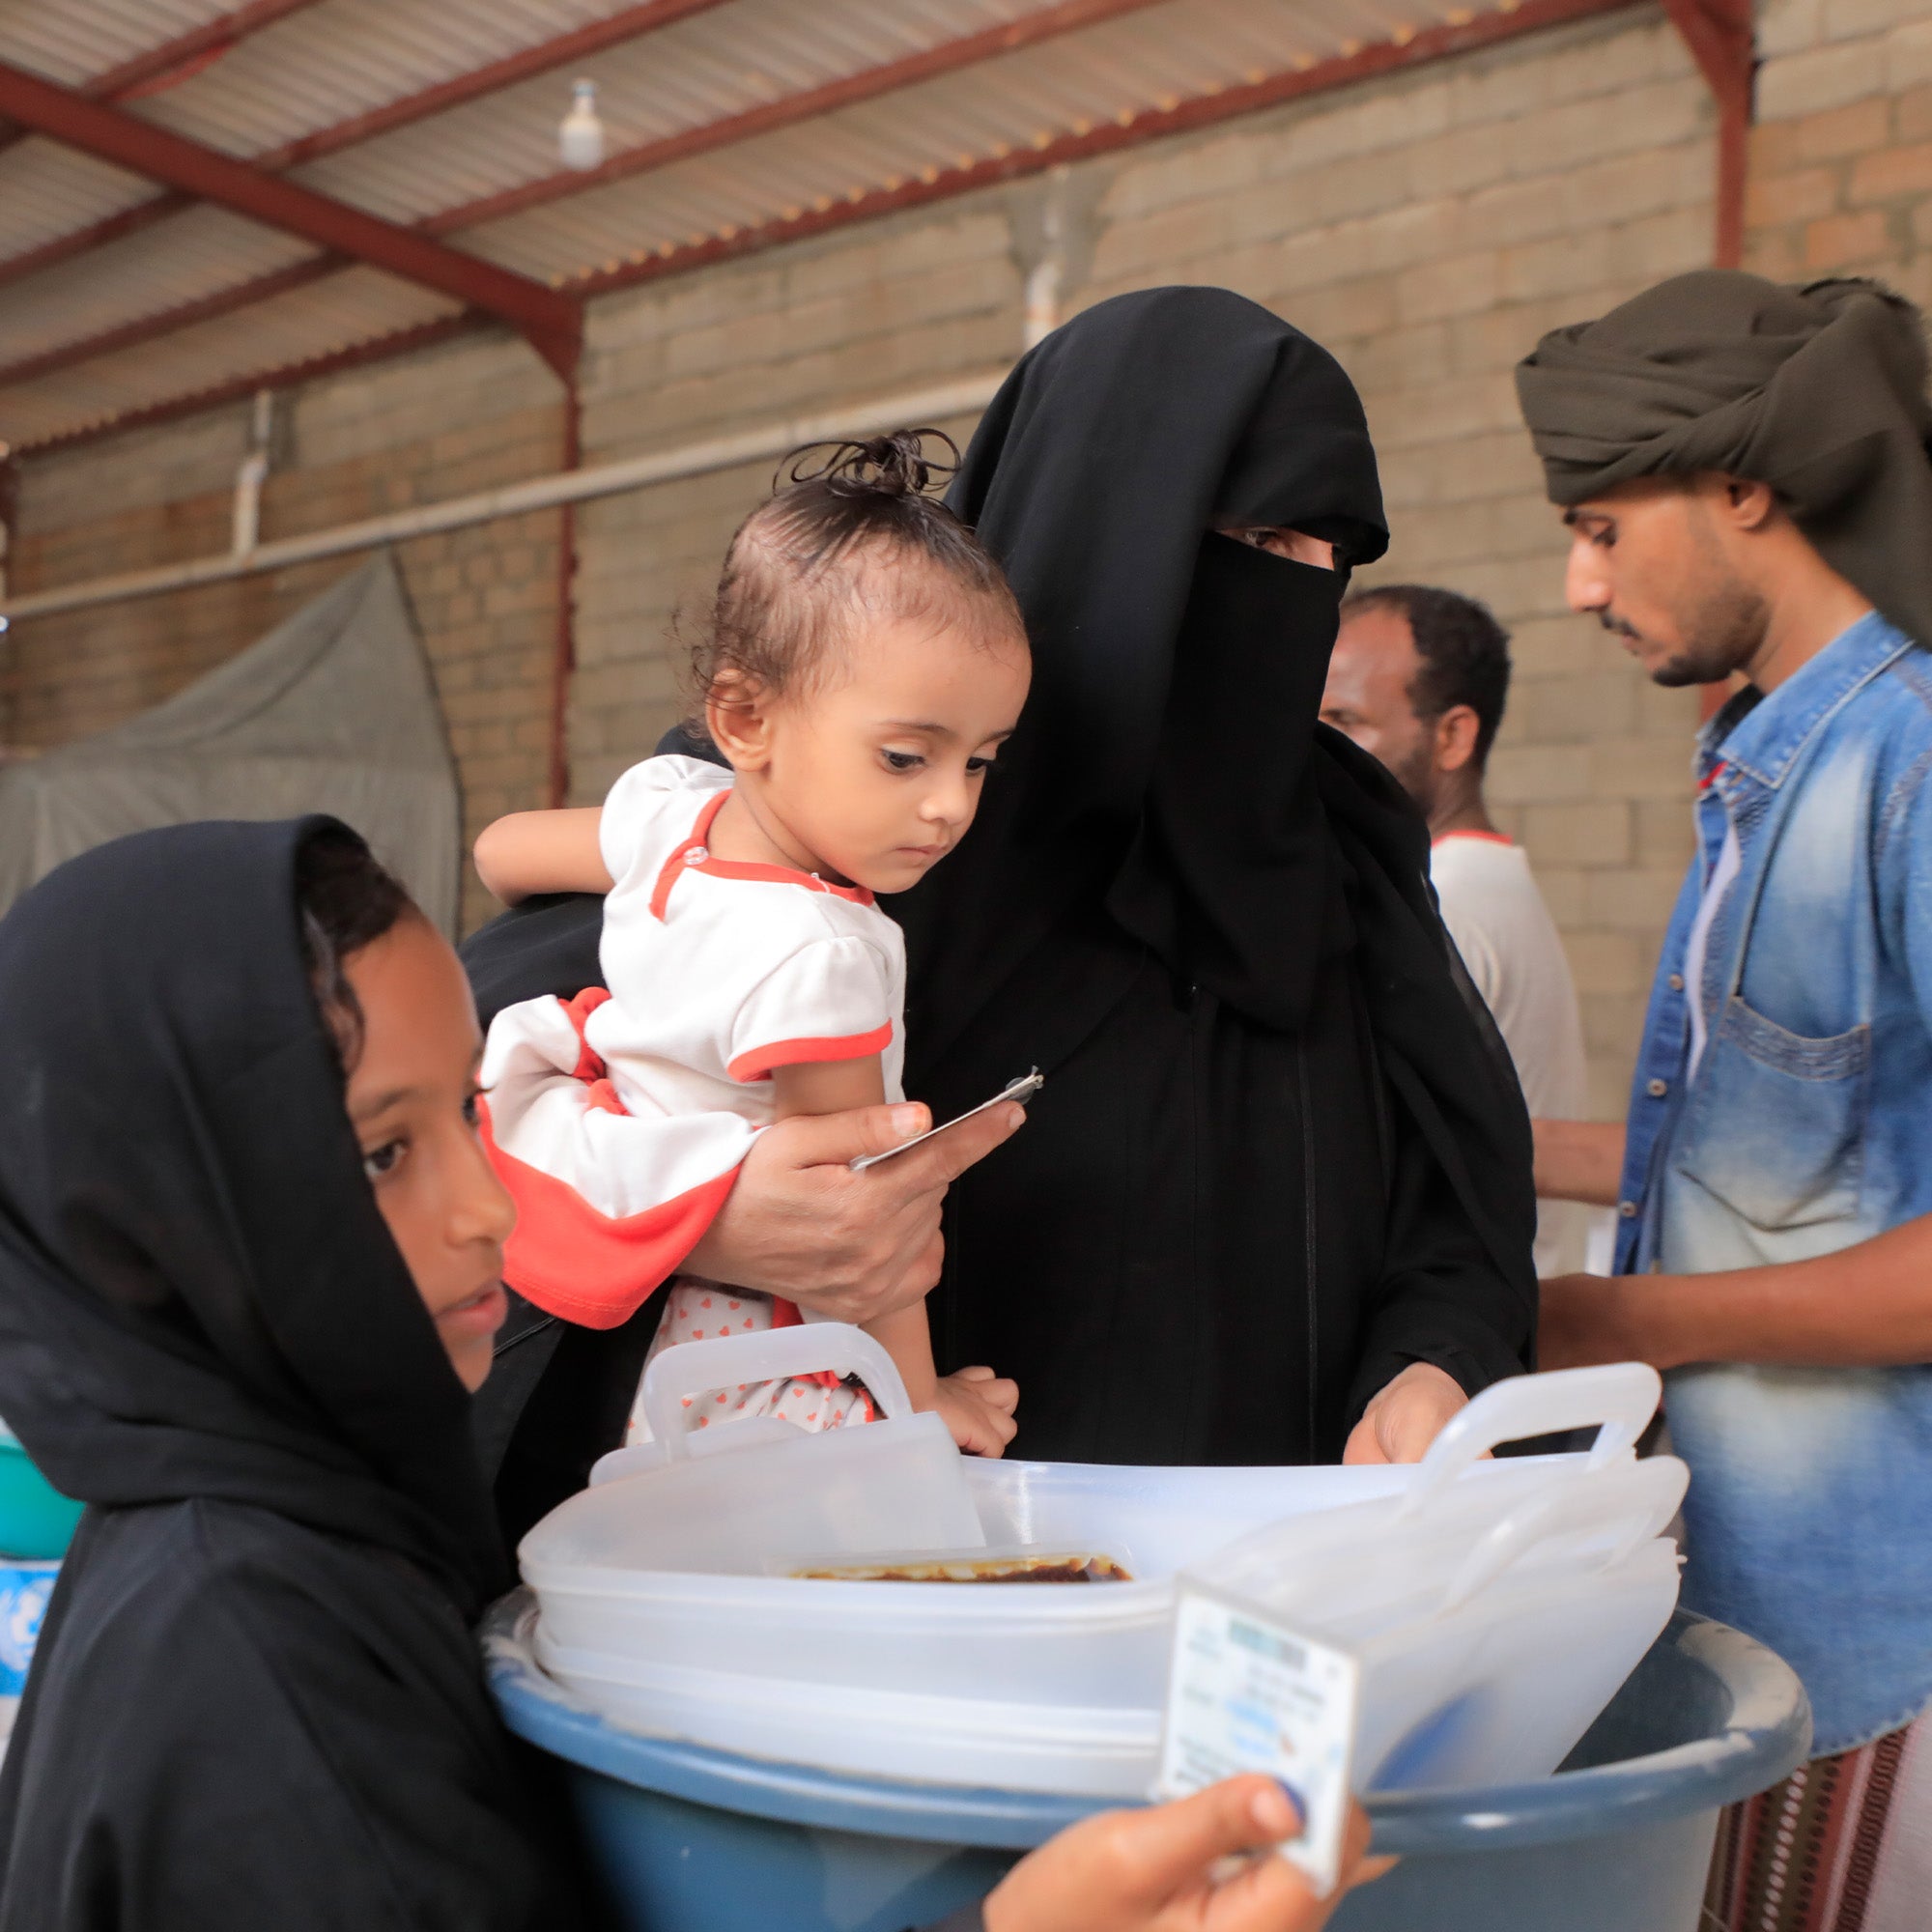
[1154,1584,1361,1896]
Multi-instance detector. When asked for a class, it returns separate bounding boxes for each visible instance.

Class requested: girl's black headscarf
[898,285,1536,1318]
[0,818,504,1615]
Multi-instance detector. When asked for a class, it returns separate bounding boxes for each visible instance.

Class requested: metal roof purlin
[563,0,1646,302]
[0,0,1167,384]
[425,0,1175,236]
[4,0,1656,453]
[0,0,326,159]
[256,0,737,172]
[0,0,735,299]
[12,311,488,461]
[0,56,582,381]
[0,257,344,392]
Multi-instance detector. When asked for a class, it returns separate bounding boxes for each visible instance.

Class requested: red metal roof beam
[1661,0,1754,269]
[431,0,1172,235]
[258,0,735,171]
[0,57,581,381]
[0,0,734,296]
[0,0,325,159]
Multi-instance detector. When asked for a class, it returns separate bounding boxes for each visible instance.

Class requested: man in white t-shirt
[1321,584,1593,1275]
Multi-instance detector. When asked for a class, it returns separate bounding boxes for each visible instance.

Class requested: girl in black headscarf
[0,814,1383,1932]
[0,817,590,1930]
[897,286,1537,1463]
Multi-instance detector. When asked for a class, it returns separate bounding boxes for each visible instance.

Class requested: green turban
[1515,270,1932,646]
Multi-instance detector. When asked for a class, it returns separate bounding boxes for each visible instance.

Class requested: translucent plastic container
[524,1350,1683,1797]
[531,1326,984,1580]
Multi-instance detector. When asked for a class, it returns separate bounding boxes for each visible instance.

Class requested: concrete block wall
[568,209,1021,801]
[6,335,566,932]
[564,5,1713,1113]
[1085,8,1714,1115]
[5,2,1730,1108]
[1748,0,1932,299]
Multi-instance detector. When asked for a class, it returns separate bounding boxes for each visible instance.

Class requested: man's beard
[1604,572,1770,688]
[1388,739,1441,817]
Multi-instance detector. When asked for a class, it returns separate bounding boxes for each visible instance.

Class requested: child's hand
[930,1364,1018,1457]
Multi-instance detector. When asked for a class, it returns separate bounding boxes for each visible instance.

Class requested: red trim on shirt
[479,1099,739,1331]
[1431,830,1515,848]
[649,790,730,919]
[649,788,876,921]
[725,1022,894,1084]
[560,985,612,1081]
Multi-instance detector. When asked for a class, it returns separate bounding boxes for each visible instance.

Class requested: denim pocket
[1673,998,1869,1232]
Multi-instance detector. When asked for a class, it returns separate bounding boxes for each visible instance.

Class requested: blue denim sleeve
[1878,736,1932,1034]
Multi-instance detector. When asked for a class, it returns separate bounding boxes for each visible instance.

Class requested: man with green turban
[1519,269,1932,1932]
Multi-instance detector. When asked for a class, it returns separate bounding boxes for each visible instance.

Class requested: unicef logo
[0,1572,54,1690]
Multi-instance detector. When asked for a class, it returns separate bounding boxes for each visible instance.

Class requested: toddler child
[475,431,1030,1454]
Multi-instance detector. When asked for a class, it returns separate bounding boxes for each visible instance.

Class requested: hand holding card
[1156,1586,1372,1900]
[848,1069,1044,1172]
[980,1774,1379,1932]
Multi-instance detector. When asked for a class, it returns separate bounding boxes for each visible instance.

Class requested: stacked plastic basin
[520,1340,1694,1801]
[504,1337,1811,1932]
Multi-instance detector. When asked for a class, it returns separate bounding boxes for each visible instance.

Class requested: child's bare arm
[770,1056,887,1121]
[473,808,612,906]
[769,1056,1018,1454]
[860,1283,1017,1456]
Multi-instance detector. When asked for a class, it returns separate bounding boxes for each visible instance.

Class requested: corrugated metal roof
[0,0,1565,449]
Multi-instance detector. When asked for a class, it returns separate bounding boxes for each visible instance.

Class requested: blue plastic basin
[487,1601,1809,1932]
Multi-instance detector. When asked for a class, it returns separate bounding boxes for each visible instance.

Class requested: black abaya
[901,289,1536,1460]
[0,822,592,1931]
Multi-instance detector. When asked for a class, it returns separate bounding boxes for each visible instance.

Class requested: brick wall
[7,335,565,932]
[5,2,1720,1109]
[1747,0,1932,300]
[565,4,1713,1113]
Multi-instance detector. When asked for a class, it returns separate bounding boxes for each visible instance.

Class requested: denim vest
[1614,612,1932,1754]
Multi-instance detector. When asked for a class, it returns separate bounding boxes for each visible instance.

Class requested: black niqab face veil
[897,284,1390,1064]
[0,820,503,1615]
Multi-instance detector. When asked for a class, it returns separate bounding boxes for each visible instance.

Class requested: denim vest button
[1668,973,1685,992]
[1647,1077,1668,1098]
[1618,1200,1638,1218]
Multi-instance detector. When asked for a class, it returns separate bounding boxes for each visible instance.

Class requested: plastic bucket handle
[1399,1364,1662,1520]
[639,1323,912,1459]
[1436,1455,1688,1615]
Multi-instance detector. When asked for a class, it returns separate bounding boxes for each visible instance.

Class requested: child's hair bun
[778,426,959,501]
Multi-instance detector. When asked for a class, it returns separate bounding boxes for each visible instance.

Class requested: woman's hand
[1341,1361,1467,1464]
[683,1100,1025,1323]
[983,1777,1386,1932]
[932,1364,1019,1457]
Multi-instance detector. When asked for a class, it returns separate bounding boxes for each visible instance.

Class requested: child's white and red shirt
[480,755,905,1331]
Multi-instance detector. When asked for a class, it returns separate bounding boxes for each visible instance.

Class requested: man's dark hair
[1341,583,1513,768]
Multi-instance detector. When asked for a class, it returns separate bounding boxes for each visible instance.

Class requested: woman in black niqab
[895,286,1538,1462]
[0,819,588,1930]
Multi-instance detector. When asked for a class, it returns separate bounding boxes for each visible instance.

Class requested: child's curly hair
[683,427,1025,738]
